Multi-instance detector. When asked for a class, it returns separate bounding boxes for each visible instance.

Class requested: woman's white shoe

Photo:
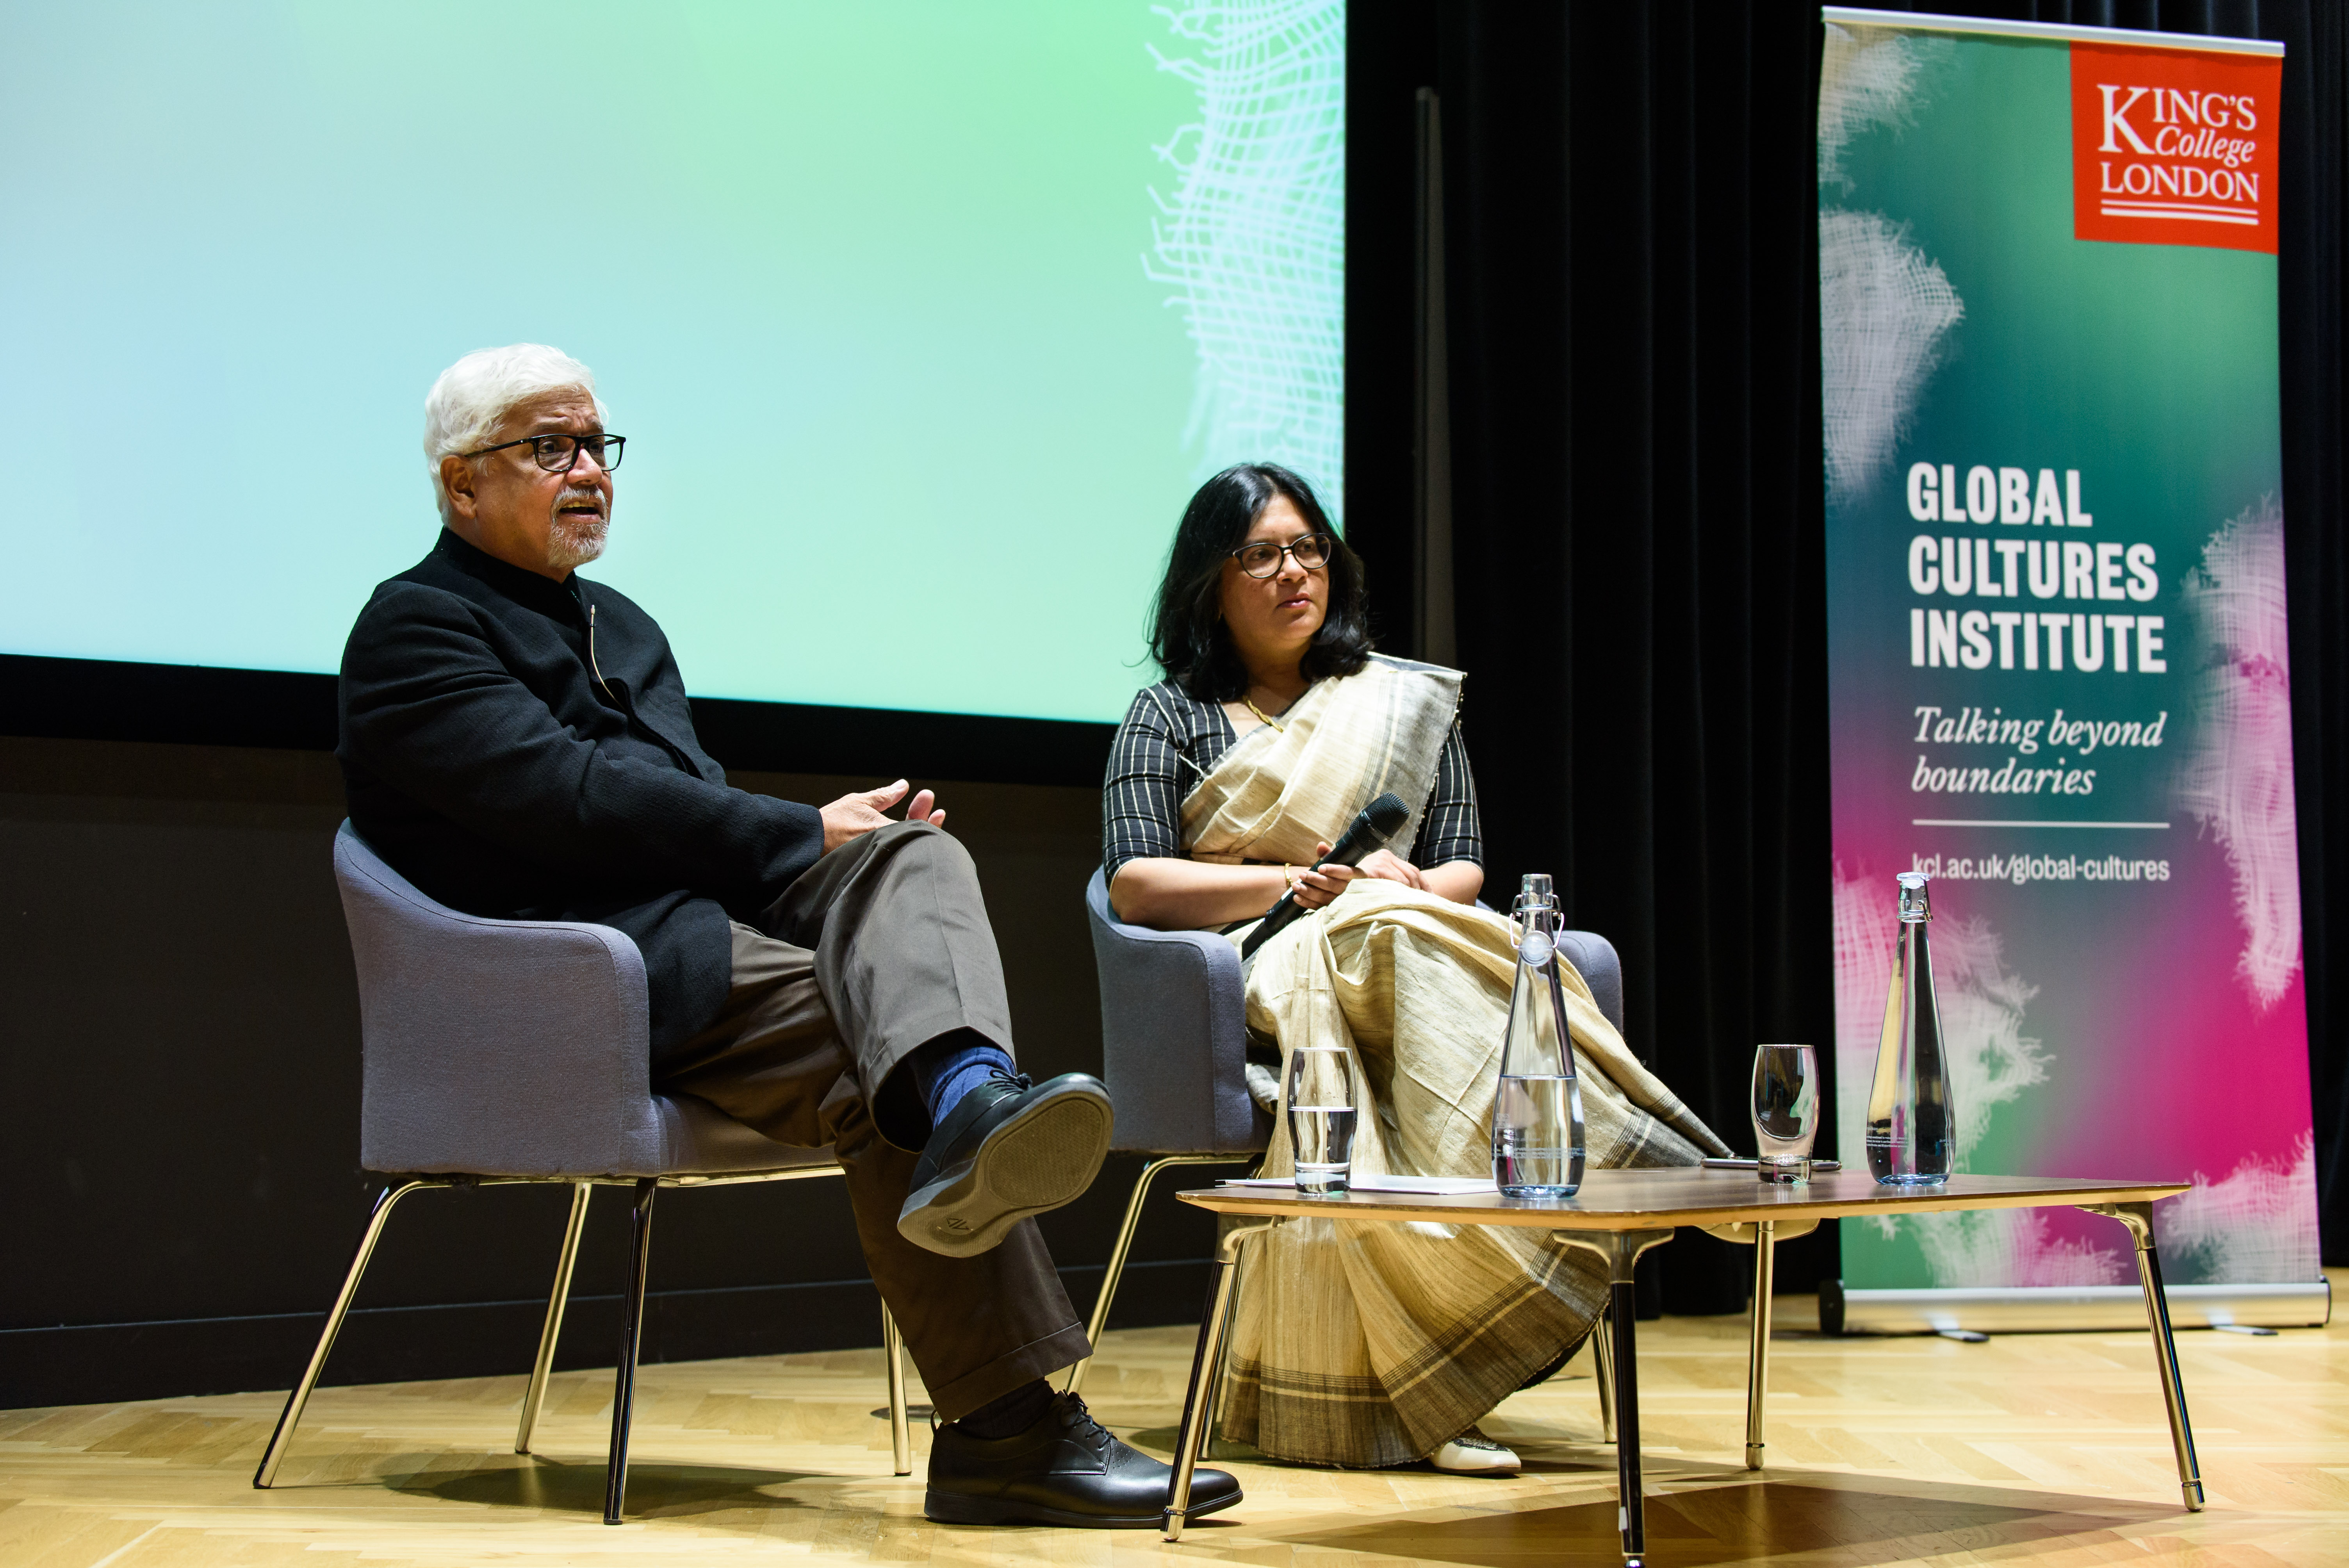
[1428,1427,1520,1475]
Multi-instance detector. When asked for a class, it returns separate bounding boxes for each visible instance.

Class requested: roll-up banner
[1818,10,2324,1332]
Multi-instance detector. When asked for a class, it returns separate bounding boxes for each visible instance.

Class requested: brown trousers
[653,820,1088,1419]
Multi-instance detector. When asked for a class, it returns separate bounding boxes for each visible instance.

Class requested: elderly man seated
[337,343,1240,1528]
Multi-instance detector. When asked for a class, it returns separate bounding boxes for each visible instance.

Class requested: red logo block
[2071,43,2280,255]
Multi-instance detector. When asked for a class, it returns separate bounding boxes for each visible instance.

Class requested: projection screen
[0,1,1346,725]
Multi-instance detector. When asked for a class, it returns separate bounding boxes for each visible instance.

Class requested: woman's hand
[1355,849,1428,889]
[1109,845,1458,930]
[1293,841,1426,907]
[1109,857,1292,928]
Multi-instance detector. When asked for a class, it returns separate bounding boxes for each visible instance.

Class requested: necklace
[1243,692,1289,732]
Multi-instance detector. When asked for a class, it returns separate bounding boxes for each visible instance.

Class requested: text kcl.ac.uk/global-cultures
[1907,851,2171,885]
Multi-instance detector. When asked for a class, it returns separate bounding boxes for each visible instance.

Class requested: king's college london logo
[2071,41,2281,255]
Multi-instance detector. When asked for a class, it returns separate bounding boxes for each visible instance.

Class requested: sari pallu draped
[1178,658,1730,1468]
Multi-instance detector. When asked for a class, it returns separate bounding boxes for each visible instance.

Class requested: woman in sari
[1103,463,1729,1473]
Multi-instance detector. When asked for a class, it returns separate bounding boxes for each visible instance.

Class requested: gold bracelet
[1283,864,1299,892]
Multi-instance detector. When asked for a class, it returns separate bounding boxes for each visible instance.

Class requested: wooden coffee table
[1163,1170,2198,1566]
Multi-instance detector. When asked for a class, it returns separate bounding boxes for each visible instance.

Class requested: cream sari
[1183,656,1729,1468]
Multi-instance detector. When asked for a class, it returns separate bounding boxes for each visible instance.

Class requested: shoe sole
[923,1486,1241,1529]
[896,1079,1113,1258]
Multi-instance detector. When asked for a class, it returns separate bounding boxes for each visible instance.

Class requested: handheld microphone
[1238,791,1413,960]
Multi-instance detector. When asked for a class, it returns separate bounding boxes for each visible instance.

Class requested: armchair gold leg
[1066,1154,1243,1396]
[253,1178,448,1488]
[881,1301,912,1476]
[517,1182,593,1455]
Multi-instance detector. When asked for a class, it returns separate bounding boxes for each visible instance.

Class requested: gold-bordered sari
[1177,655,1729,1468]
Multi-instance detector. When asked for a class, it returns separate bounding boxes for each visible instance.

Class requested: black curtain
[1346,0,2349,1311]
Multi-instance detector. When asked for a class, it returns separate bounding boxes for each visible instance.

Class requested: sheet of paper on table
[1215,1175,1501,1195]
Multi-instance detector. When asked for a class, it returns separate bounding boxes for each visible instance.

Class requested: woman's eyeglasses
[464,433,627,473]
[1230,531,1334,578]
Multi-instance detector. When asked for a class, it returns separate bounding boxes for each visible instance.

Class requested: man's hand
[820,779,947,854]
[1292,841,1425,909]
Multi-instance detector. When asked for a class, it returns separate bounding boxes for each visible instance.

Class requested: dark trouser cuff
[923,1321,1094,1424]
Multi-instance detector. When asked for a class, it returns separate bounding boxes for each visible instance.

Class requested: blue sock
[912,1032,1017,1126]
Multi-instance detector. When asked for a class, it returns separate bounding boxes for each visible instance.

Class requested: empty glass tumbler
[1866,872,1956,1186]
[1750,1044,1820,1183]
[1286,1044,1356,1196]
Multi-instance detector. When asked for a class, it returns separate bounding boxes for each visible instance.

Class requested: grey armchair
[1064,868,1267,1391]
[1068,866,1634,1397]
[252,822,911,1525]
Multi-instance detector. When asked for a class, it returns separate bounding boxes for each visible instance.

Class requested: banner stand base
[1823,1278,2331,1335]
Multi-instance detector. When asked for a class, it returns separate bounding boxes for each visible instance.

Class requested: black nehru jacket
[338,529,824,1053]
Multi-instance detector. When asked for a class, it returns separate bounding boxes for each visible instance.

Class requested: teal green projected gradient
[0,2,1346,723]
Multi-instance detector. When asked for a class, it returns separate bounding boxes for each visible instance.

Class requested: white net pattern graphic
[2179,496,2304,1012]
[1145,0,1346,517]
[1819,210,1963,509]
[1818,25,1964,508]
[2160,1135,2319,1283]
[1817,22,1950,195]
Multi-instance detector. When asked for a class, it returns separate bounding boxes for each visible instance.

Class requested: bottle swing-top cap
[1513,872,1558,960]
[1896,871,1932,923]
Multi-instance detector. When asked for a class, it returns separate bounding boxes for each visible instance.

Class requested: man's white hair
[422,344,609,520]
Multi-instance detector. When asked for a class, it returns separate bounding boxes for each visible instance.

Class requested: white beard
[547,514,608,570]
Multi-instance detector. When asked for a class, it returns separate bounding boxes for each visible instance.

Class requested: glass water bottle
[1866,871,1955,1186]
[1491,873,1586,1199]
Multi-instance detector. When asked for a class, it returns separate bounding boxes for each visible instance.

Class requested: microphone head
[1362,791,1411,841]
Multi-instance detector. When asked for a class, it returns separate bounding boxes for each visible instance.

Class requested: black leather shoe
[896,1069,1113,1257]
[925,1391,1241,1528]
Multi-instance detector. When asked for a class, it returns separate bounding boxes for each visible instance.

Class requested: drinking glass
[1751,1043,1820,1184]
[1286,1044,1356,1196]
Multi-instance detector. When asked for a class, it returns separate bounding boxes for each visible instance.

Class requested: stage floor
[5,1274,2344,1567]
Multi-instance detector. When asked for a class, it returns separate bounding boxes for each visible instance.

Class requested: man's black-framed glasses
[1231,531,1334,578]
[465,433,627,473]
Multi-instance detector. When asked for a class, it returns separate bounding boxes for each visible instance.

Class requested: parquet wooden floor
[5,1274,2344,1567]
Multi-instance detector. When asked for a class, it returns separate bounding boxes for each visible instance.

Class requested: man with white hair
[336,345,1240,1527]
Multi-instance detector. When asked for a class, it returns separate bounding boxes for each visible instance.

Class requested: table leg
[2082,1202,2205,1511]
[1163,1218,1274,1543]
[1555,1228,1677,1568]
[1592,1301,1617,1443]
[1745,1219,1775,1470]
